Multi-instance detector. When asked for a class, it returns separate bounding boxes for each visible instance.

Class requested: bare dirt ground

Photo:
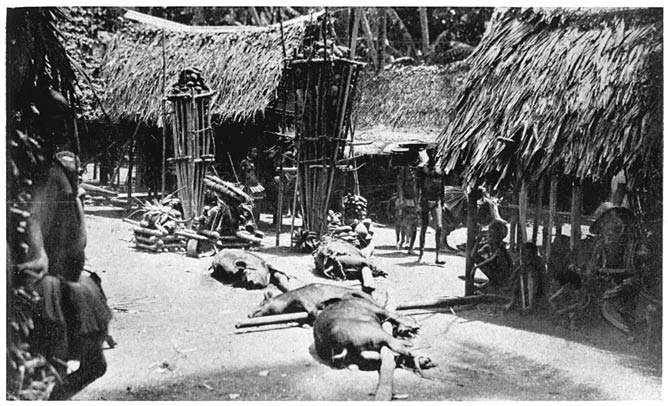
[74,207,662,401]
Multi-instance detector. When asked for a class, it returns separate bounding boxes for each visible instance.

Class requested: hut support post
[570,179,582,253]
[518,181,529,249]
[464,188,479,296]
[275,154,284,246]
[161,29,167,198]
[546,176,558,260]
[532,178,544,244]
[126,119,141,210]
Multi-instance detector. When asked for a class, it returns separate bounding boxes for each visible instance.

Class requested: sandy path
[75,212,661,401]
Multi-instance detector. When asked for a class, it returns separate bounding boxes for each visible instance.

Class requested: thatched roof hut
[98,10,311,124]
[437,8,663,191]
[352,62,470,155]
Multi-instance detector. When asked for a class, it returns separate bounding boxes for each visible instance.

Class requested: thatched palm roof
[99,11,308,124]
[437,8,663,190]
[351,62,470,155]
[355,62,470,132]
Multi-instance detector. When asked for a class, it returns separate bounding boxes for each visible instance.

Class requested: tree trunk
[387,8,417,58]
[378,7,387,71]
[419,7,430,58]
[360,10,378,69]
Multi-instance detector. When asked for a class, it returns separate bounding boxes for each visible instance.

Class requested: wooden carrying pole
[375,288,396,401]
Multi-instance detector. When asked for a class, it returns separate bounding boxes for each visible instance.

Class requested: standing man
[417,147,446,264]
[239,147,265,225]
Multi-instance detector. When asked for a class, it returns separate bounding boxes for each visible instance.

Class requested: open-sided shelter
[437,8,662,197]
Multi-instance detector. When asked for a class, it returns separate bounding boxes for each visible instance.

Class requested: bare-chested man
[417,148,445,264]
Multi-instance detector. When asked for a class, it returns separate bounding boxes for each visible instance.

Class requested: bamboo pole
[546,175,558,260]
[464,188,478,296]
[571,179,582,253]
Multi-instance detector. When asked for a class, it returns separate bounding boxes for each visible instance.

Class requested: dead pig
[313,238,386,281]
[313,298,434,371]
[210,249,292,291]
[249,283,378,321]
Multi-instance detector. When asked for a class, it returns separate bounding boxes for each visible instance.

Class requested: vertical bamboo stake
[571,179,582,253]
[545,175,558,260]
[464,188,478,296]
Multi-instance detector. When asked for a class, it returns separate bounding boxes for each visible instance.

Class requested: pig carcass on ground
[249,283,379,321]
[210,249,292,291]
[313,298,435,372]
[313,237,386,281]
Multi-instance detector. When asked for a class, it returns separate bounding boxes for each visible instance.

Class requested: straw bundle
[437,8,663,191]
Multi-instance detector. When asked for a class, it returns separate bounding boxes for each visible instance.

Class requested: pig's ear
[263,291,274,300]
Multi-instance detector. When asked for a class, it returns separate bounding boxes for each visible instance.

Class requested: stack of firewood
[197,174,264,247]
[129,200,187,253]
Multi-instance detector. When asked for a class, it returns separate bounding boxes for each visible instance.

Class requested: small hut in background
[344,62,470,219]
[437,8,662,302]
[89,10,314,201]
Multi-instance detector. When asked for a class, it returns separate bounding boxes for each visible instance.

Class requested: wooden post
[518,181,529,250]
[570,179,582,253]
[464,188,478,296]
[126,119,141,210]
[275,155,284,246]
[546,175,558,260]
[161,29,167,198]
[419,7,430,58]
[532,178,544,244]
[348,9,361,196]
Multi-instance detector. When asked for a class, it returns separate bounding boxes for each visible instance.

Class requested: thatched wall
[437,8,663,190]
[355,62,470,132]
[99,18,305,124]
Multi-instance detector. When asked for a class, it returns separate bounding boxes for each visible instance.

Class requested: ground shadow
[86,342,613,401]
[453,302,662,376]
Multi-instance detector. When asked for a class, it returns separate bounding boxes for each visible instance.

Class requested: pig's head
[249,291,279,318]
